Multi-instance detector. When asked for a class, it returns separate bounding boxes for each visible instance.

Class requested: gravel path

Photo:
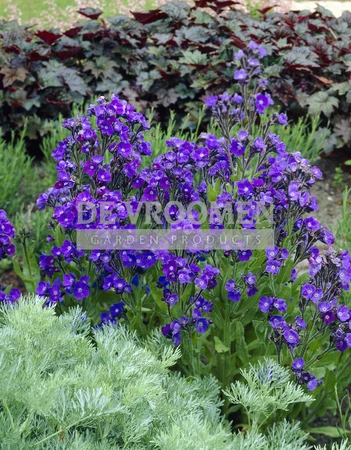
[291,1,351,16]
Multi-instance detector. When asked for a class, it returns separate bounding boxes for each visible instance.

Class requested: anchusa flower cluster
[160,262,218,344]
[258,239,351,389]
[291,357,322,391]
[0,210,20,304]
[300,246,351,353]
[36,94,153,322]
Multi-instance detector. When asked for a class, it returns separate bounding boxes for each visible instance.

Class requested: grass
[0,0,165,27]
[0,0,69,22]
[0,125,38,218]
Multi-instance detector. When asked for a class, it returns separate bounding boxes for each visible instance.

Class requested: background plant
[0,2,350,155]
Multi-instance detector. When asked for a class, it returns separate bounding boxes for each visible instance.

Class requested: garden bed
[0,2,351,449]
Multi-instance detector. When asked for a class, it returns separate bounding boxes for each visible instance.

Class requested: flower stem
[23,236,35,292]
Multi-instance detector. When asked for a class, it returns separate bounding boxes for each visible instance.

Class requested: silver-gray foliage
[223,358,314,430]
[0,297,314,450]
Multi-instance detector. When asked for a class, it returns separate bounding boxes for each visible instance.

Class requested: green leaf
[246,339,264,352]
[284,49,319,68]
[292,272,310,291]
[58,67,89,96]
[153,33,174,44]
[157,88,179,107]
[306,426,347,438]
[148,282,166,313]
[214,178,222,195]
[13,251,40,293]
[136,70,162,91]
[3,284,13,295]
[234,321,249,365]
[192,10,215,24]
[9,89,41,111]
[97,289,120,307]
[207,184,217,202]
[214,336,230,353]
[262,64,281,78]
[180,26,210,44]
[179,50,208,66]
[308,92,339,118]
[84,56,118,79]
[181,282,196,302]
[39,61,64,88]
[211,302,225,329]
[13,259,24,279]
[329,81,350,96]
[96,75,129,94]
[54,225,65,247]
[160,0,190,20]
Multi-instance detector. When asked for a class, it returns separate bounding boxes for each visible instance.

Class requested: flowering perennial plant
[195,43,351,391]
[35,94,154,323]
[0,210,20,304]
[35,42,351,399]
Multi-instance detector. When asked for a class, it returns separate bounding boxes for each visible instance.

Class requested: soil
[292,1,351,17]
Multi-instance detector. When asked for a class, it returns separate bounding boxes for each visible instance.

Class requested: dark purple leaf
[64,27,82,38]
[53,47,81,60]
[230,35,247,49]
[36,30,62,45]
[45,97,72,105]
[131,9,168,24]
[257,5,276,15]
[195,0,239,10]
[27,48,51,62]
[77,7,102,20]
[3,45,21,54]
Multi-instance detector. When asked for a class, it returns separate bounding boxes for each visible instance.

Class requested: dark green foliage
[1,3,351,152]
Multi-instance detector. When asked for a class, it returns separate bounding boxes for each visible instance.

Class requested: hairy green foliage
[334,187,351,306]
[40,115,69,187]
[239,113,324,164]
[14,206,52,257]
[275,115,325,164]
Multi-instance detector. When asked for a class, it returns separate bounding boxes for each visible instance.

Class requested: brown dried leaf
[0,67,28,87]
